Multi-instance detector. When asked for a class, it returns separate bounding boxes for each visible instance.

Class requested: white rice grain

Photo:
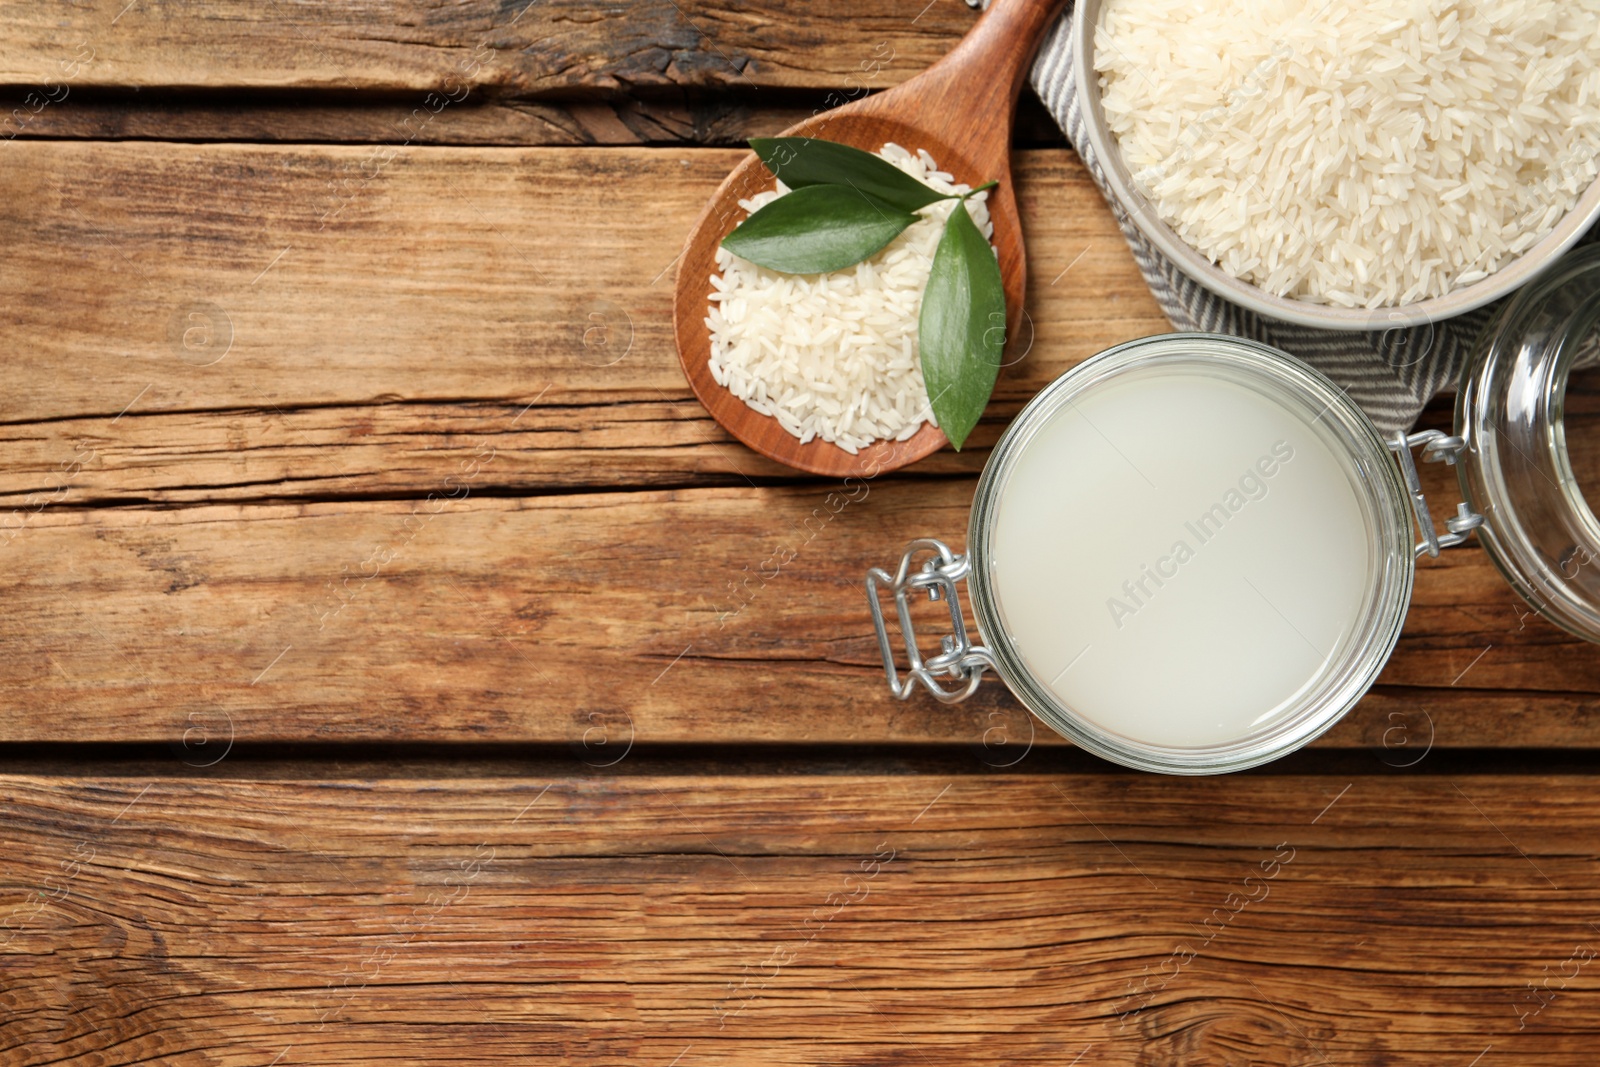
[706,143,994,454]
[1096,0,1600,307]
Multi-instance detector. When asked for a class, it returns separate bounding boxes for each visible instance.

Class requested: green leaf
[721,184,918,275]
[919,202,1005,451]
[750,137,958,213]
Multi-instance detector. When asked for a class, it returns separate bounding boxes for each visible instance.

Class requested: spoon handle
[926,0,1072,121]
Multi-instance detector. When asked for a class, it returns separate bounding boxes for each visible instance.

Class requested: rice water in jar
[869,334,1418,773]
[987,357,1381,751]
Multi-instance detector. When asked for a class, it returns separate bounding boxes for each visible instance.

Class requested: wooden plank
[0,143,1154,427]
[0,138,1149,502]
[2,480,1597,746]
[0,0,977,93]
[2,772,1598,1064]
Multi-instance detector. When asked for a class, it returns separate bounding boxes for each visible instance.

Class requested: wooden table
[2,3,1598,1063]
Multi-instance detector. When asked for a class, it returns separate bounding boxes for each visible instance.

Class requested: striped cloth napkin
[1026,9,1567,435]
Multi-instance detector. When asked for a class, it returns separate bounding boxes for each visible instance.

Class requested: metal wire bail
[865,538,997,703]
[1389,429,1484,558]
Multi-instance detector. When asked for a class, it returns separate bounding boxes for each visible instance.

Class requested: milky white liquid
[987,368,1373,748]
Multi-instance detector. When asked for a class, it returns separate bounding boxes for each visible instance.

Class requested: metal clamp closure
[866,538,996,703]
[1389,430,1484,558]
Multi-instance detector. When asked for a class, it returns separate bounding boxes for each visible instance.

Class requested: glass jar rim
[965,334,1416,774]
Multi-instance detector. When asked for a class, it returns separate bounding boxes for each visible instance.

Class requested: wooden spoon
[673,0,1071,478]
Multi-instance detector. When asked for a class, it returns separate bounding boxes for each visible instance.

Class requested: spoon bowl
[673,0,1069,478]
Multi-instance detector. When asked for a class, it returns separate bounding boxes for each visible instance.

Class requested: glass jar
[868,246,1600,773]
[1458,244,1600,642]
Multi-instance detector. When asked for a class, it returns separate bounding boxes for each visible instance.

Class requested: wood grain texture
[0,0,978,93]
[2,474,1597,747]
[3,772,1599,1064]
[0,142,1154,426]
[673,0,1066,476]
